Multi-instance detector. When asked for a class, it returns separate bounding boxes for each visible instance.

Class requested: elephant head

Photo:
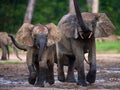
[58,0,115,39]
[9,23,61,61]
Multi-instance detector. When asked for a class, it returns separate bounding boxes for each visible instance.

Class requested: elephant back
[0,32,10,45]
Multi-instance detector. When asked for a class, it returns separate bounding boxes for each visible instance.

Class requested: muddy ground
[0,53,120,90]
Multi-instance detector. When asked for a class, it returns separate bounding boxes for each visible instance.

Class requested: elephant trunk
[38,35,47,61]
[73,0,93,39]
[8,34,27,51]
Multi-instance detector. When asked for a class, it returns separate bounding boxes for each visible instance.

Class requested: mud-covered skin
[9,23,60,87]
[57,0,97,86]
[57,0,115,86]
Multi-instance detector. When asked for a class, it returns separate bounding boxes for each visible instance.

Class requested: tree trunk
[69,0,75,14]
[23,0,35,23]
[86,0,93,12]
[92,0,99,13]
[86,0,99,13]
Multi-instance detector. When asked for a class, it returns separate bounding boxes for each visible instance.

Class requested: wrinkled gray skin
[0,32,22,60]
[57,0,97,86]
[9,24,56,87]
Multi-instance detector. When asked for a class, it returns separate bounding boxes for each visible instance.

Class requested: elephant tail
[8,34,27,51]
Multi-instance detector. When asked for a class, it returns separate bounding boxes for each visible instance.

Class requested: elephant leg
[75,58,87,86]
[66,55,76,82]
[86,39,96,84]
[28,65,37,85]
[86,63,96,84]
[35,67,47,87]
[71,39,87,86]
[57,53,65,82]
[1,44,8,60]
[27,48,37,85]
[76,60,87,86]
[46,59,54,85]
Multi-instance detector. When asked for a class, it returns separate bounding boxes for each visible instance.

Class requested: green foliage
[0,0,28,33]
[0,0,120,35]
[0,61,22,64]
[99,0,120,35]
[96,41,120,53]
[32,0,68,24]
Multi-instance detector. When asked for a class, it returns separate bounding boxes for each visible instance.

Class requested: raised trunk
[8,35,27,51]
[73,0,91,32]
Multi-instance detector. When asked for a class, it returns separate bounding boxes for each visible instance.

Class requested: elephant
[0,32,22,60]
[9,23,61,87]
[56,0,115,86]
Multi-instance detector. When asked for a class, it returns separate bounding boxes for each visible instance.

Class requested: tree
[69,0,75,14]
[92,0,99,13]
[86,0,93,12]
[24,0,36,23]
[86,0,99,13]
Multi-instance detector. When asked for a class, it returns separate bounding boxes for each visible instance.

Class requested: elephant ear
[46,23,62,46]
[82,12,115,38]
[58,13,79,38]
[16,23,34,46]
[95,13,115,37]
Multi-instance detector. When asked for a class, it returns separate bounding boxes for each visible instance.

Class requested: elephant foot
[77,80,87,86]
[58,74,65,82]
[28,77,36,85]
[1,56,7,60]
[47,79,54,85]
[46,77,54,85]
[31,72,37,78]
[34,81,44,87]
[86,70,96,84]
[28,72,36,85]
[66,77,76,82]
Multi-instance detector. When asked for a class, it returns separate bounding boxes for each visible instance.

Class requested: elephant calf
[9,23,61,87]
[0,32,22,60]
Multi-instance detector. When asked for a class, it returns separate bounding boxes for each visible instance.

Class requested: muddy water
[0,53,120,89]
[0,67,120,85]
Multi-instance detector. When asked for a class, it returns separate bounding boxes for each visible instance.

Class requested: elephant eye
[34,37,36,41]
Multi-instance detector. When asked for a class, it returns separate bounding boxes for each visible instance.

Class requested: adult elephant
[0,32,22,60]
[57,0,115,86]
[9,23,61,87]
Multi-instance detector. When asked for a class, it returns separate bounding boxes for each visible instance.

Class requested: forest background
[0,0,120,35]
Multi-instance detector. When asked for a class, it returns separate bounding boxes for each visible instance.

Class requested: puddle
[0,78,28,85]
[97,68,120,73]
[0,67,120,85]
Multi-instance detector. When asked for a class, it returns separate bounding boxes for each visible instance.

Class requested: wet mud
[0,54,120,90]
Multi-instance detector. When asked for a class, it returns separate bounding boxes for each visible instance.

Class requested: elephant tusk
[88,32,93,38]
[79,32,84,39]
